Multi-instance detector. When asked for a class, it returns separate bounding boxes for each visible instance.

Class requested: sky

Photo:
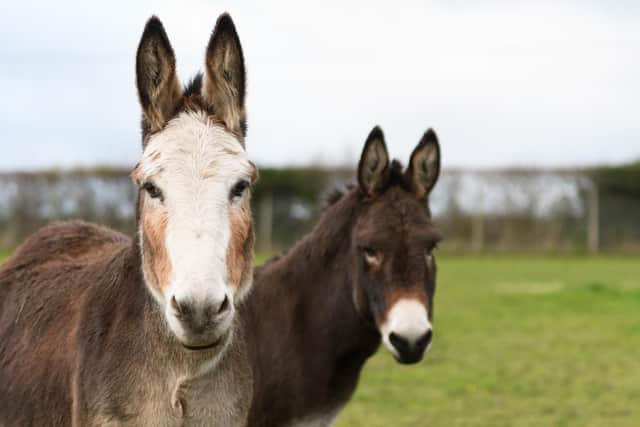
[1,0,639,171]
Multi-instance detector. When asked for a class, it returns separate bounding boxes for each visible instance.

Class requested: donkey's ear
[202,13,246,138]
[358,126,390,197]
[407,128,440,199]
[136,16,182,135]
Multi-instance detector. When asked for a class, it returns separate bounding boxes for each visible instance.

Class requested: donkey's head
[132,14,256,352]
[351,126,442,364]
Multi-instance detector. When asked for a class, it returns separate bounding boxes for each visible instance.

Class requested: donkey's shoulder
[0,221,131,425]
[3,220,130,271]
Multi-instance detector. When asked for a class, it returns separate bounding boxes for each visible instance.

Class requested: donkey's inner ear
[202,13,246,139]
[136,16,183,136]
[407,128,441,199]
[358,126,390,197]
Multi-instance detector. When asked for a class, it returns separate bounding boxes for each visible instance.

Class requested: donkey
[243,126,442,426]
[0,13,256,426]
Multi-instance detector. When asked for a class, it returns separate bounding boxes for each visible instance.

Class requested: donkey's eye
[363,247,377,258]
[425,246,437,268]
[142,182,163,200]
[362,247,381,266]
[230,179,250,200]
[425,252,435,269]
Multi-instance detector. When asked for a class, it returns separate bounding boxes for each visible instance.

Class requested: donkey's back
[0,221,130,426]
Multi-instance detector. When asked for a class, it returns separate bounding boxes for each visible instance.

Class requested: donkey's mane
[258,160,410,270]
[177,72,247,138]
[323,184,356,209]
[184,73,204,98]
[323,159,407,210]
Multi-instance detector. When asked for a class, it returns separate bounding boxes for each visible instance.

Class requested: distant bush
[588,162,640,251]
[590,162,640,197]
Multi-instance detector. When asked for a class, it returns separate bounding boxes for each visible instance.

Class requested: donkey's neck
[98,239,180,367]
[247,189,381,426]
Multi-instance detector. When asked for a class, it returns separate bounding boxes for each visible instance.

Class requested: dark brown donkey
[0,14,257,426]
[243,126,442,426]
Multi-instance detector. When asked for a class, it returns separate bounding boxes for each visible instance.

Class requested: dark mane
[180,72,247,139]
[183,73,204,98]
[323,184,356,209]
[323,159,407,209]
[141,72,246,143]
[387,159,408,188]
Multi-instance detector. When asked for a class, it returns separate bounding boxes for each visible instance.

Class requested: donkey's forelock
[139,79,247,148]
[183,73,204,98]
[176,73,247,140]
[135,110,250,183]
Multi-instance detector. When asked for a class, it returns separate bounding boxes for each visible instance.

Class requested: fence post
[471,192,485,252]
[258,190,273,253]
[587,184,599,254]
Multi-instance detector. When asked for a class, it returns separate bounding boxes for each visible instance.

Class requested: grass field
[1,252,637,426]
[334,256,640,427]
[0,249,11,262]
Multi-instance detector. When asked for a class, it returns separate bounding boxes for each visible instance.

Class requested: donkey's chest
[179,363,252,427]
[89,374,237,427]
[91,383,186,427]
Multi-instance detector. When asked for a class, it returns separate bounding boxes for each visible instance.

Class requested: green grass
[0,249,10,263]
[254,252,273,266]
[335,256,640,427]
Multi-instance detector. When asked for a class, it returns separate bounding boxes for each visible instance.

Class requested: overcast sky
[1,0,638,171]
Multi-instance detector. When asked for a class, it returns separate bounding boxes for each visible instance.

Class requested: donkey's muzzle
[389,329,432,364]
[170,295,233,350]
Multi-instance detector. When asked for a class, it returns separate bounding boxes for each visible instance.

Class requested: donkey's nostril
[388,329,432,364]
[171,296,194,319]
[389,332,410,354]
[217,295,230,315]
[416,329,433,350]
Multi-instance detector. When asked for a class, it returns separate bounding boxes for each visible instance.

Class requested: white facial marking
[380,298,432,359]
[137,110,252,345]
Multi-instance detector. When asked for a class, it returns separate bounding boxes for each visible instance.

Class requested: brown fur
[0,222,133,425]
[242,189,439,426]
[239,128,442,426]
[227,201,253,291]
[0,220,248,426]
[141,199,172,293]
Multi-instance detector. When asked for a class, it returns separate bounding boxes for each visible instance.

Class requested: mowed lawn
[335,256,640,427]
[1,253,637,426]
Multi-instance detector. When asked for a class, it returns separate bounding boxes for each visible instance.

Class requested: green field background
[335,256,640,427]
[2,253,638,426]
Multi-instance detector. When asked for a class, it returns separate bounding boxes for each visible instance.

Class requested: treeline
[0,163,639,253]
[589,162,640,251]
